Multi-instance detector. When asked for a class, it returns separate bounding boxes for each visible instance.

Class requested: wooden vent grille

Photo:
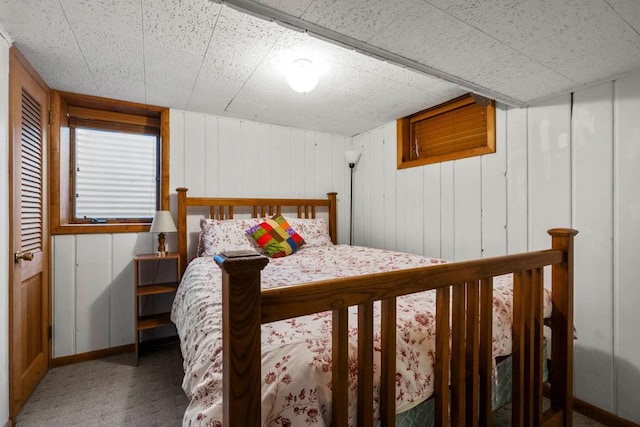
[397,93,496,169]
[21,89,43,254]
[411,100,487,158]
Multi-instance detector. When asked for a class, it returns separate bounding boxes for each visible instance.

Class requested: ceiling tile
[142,0,221,55]
[215,4,284,41]
[254,0,315,17]
[368,2,481,69]
[61,0,145,101]
[144,40,204,108]
[464,50,577,101]
[470,0,611,50]
[301,0,421,42]
[522,10,640,85]
[0,0,96,92]
[613,0,640,33]
[424,0,526,25]
[144,0,221,25]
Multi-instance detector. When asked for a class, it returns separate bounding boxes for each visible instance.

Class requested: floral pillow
[283,217,334,248]
[197,218,264,257]
[246,214,305,258]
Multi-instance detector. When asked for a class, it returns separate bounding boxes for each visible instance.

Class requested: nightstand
[134,252,180,364]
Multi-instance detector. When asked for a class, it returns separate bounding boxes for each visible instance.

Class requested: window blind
[74,128,158,219]
[397,93,495,169]
[411,102,487,159]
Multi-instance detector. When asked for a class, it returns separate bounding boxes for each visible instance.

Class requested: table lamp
[150,210,177,256]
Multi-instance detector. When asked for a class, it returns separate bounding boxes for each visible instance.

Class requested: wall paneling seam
[611,79,619,415]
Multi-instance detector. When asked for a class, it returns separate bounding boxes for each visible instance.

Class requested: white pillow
[197,218,264,257]
[283,217,334,248]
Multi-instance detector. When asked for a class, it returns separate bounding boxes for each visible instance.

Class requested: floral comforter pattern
[171,245,552,427]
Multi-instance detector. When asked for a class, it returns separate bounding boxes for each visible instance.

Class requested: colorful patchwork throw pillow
[247,214,305,258]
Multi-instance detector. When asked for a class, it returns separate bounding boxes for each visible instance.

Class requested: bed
[171,187,577,426]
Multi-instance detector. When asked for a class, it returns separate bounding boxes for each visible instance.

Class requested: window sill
[397,145,496,169]
[51,223,151,235]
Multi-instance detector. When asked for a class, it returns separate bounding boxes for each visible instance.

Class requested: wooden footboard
[214,230,576,427]
[176,187,577,426]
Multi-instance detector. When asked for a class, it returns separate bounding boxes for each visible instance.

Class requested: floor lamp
[344,150,361,246]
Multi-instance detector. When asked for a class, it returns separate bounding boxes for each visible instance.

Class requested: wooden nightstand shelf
[134,253,180,364]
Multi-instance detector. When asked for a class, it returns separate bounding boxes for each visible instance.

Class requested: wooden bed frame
[176,187,577,427]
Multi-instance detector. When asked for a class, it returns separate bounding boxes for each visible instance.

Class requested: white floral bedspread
[171,245,552,427]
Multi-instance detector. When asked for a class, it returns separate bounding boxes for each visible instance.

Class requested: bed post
[548,228,578,426]
[176,187,188,276]
[327,192,337,244]
[215,254,269,427]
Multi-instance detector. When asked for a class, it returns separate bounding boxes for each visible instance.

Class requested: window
[73,128,158,221]
[51,91,170,234]
[397,93,495,169]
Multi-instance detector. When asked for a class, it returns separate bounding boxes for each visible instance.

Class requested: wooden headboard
[176,187,337,274]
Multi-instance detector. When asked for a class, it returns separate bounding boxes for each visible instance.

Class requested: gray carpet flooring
[15,342,605,426]
[15,343,188,427]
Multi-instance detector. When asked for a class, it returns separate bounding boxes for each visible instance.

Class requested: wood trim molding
[573,396,640,427]
[51,344,135,368]
[49,90,170,234]
[160,109,170,210]
[3,418,14,427]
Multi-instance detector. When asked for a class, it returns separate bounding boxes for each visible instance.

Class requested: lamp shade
[286,59,319,94]
[150,210,177,233]
[344,150,361,165]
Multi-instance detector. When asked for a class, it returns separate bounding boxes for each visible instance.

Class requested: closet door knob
[14,250,34,263]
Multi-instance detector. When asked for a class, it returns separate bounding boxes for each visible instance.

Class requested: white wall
[47,73,640,422]
[351,76,640,422]
[51,111,350,358]
[0,34,10,427]
[167,110,351,256]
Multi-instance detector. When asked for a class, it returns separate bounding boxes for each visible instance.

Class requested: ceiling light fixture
[286,58,319,94]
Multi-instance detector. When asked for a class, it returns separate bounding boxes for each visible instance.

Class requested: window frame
[397,93,495,169]
[50,90,170,234]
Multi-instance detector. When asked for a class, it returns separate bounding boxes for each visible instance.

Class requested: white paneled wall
[613,76,640,422]
[572,83,614,412]
[168,110,350,258]
[52,112,350,358]
[351,76,640,422]
[52,232,155,357]
[49,75,640,422]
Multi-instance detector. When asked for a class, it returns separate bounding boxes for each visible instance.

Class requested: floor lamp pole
[349,163,355,245]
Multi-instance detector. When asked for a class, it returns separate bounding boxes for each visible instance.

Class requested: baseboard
[573,397,640,427]
[51,344,134,368]
[3,418,13,427]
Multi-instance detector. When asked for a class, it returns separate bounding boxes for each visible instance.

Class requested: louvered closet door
[9,48,49,418]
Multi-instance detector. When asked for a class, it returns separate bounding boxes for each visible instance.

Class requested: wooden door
[8,47,50,418]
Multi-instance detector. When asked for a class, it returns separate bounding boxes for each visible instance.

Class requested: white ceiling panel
[143,40,204,109]
[1,0,640,136]
[523,10,640,85]
[368,2,479,68]
[614,0,640,33]
[465,49,577,102]
[0,0,96,94]
[254,0,314,18]
[142,0,220,55]
[469,0,611,50]
[300,0,421,42]
[62,0,145,101]
[424,0,527,26]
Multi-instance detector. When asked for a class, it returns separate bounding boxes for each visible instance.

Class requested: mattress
[389,346,549,426]
[171,245,552,427]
